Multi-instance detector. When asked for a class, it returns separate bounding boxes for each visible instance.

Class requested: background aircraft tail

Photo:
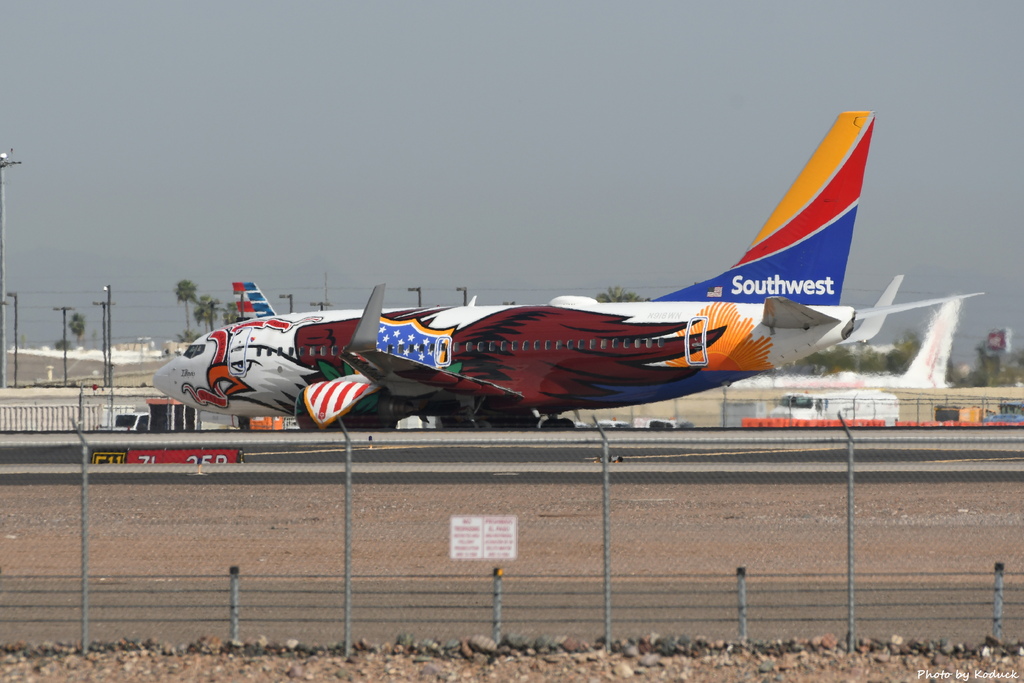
[657,111,875,306]
[902,298,962,388]
[232,281,276,320]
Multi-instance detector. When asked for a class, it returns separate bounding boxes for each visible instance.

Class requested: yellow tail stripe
[749,111,873,248]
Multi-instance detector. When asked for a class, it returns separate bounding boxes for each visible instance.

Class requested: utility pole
[54,306,74,387]
[408,287,422,307]
[279,293,294,314]
[311,274,332,312]
[0,150,22,389]
[7,292,16,387]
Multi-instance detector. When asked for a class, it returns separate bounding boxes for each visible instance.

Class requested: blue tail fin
[657,111,875,305]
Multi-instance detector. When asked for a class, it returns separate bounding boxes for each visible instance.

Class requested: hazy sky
[2,2,1021,365]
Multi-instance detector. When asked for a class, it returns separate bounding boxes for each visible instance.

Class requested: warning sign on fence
[449,515,518,560]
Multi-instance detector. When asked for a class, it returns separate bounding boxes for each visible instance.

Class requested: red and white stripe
[303,379,381,428]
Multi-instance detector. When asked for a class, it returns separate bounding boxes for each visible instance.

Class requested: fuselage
[153,298,855,424]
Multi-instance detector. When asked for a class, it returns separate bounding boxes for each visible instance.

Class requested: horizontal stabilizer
[841,274,903,344]
[762,297,840,331]
[856,292,984,320]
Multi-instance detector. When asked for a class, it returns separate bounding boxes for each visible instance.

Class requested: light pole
[310,301,330,312]
[456,287,468,306]
[54,306,74,386]
[93,287,114,386]
[279,293,294,314]
[7,292,16,387]
[408,287,422,307]
[0,150,22,389]
[105,286,112,386]
[92,300,108,386]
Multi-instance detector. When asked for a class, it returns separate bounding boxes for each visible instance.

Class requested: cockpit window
[183,344,206,359]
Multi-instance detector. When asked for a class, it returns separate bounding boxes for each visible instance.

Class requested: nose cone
[152,359,181,399]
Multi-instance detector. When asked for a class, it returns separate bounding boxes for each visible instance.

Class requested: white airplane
[735,297,966,389]
[153,111,980,429]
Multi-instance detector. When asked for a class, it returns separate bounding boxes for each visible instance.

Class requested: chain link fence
[0,428,1021,651]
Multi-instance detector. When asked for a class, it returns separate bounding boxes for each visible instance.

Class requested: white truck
[769,390,900,426]
[100,406,150,431]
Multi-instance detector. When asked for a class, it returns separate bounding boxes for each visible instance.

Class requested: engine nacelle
[295,378,417,429]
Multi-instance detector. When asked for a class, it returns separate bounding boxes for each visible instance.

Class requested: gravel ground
[2,478,1022,680]
[1,635,1022,682]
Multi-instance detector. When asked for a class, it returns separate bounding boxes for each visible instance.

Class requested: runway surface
[1,428,1024,485]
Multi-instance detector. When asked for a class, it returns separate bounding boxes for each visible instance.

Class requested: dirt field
[1,477,1022,680]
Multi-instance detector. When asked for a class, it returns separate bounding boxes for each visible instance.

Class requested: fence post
[339,422,354,658]
[75,428,91,652]
[737,567,747,642]
[994,562,1005,640]
[838,416,855,651]
[594,419,613,649]
[229,566,240,642]
[492,568,503,644]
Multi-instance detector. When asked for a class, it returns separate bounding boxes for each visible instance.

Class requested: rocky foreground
[2,633,1023,682]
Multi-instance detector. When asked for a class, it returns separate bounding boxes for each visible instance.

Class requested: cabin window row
[455,338,666,352]
[286,337,671,358]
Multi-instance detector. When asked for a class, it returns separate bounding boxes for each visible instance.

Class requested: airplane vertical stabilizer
[658,111,875,306]
[232,282,276,320]
[901,298,962,389]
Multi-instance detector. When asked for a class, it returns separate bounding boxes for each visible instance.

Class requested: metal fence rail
[0,569,1017,645]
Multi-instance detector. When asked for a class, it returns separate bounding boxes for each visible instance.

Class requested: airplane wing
[339,283,522,398]
[762,297,841,331]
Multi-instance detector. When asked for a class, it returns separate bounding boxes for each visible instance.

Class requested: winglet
[347,283,386,353]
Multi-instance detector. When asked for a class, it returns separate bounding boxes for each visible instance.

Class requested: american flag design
[376,319,453,368]
[302,378,382,428]
[707,286,723,298]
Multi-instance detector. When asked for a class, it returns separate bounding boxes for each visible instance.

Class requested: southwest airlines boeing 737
[153,111,978,428]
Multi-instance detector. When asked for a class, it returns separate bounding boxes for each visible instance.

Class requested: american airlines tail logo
[730,275,836,297]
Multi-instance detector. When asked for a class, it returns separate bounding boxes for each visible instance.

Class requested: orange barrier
[740,418,887,428]
[740,418,1019,428]
[250,416,286,430]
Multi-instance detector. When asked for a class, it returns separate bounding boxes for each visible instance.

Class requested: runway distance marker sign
[91,449,244,464]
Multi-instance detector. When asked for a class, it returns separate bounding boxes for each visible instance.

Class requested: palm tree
[68,312,86,346]
[175,280,198,336]
[596,286,645,303]
[193,295,221,332]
